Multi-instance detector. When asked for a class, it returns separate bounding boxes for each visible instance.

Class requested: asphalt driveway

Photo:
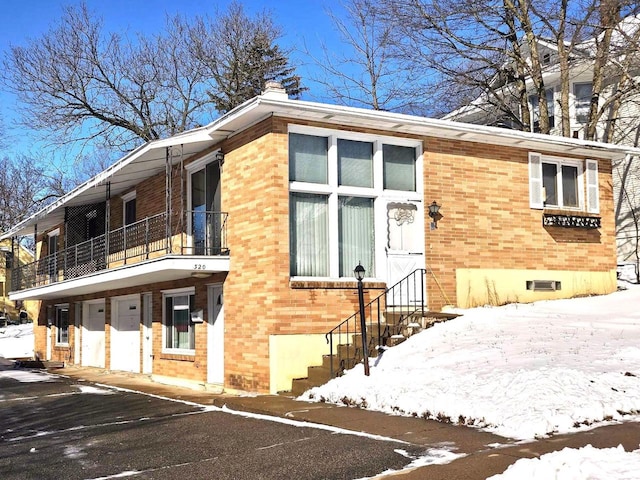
[0,366,423,480]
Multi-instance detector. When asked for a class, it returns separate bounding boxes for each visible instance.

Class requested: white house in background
[444,16,640,275]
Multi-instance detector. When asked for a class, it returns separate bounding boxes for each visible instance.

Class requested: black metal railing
[325,269,426,378]
[12,211,229,291]
[186,210,229,256]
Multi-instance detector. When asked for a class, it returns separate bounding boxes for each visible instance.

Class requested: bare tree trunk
[586,0,620,140]
[508,0,549,133]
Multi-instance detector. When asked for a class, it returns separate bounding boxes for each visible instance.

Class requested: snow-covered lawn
[487,444,640,480]
[301,281,640,477]
[0,322,34,359]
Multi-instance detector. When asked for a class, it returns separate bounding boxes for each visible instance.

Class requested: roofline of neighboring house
[3,93,640,241]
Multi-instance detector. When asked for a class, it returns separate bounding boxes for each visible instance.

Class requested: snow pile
[301,283,640,441]
[0,322,34,359]
[0,369,58,382]
[487,444,640,480]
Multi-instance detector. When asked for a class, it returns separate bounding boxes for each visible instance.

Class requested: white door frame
[45,325,52,361]
[207,284,224,385]
[74,303,81,364]
[142,293,153,375]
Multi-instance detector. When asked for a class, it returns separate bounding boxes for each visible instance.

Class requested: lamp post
[354,263,370,376]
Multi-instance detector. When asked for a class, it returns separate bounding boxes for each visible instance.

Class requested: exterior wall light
[428,201,441,229]
[215,151,225,172]
[428,201,441,218]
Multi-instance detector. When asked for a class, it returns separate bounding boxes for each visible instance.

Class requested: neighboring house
[0,239,37,323]
[1,83,637,394]
[443,16,640,273]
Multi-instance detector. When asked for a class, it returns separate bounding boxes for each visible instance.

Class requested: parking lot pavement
[0,367,427,480]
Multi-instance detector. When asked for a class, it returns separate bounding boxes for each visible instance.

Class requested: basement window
[526,280,562,291]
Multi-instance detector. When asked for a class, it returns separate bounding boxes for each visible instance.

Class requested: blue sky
[0,0,342,157]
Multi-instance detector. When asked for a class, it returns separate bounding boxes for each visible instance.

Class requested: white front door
[142,293,153,375]
[207,285,224,385]
[82,301,105,368]
[385,201,425,306]
[110,296,141,373]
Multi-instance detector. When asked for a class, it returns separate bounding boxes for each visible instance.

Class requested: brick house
[2,84,636,393]
[1,239,38,323]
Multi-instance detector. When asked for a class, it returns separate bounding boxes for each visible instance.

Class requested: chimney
[262,80,288,100]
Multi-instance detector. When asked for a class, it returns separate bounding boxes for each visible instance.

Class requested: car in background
[0,313,19,327]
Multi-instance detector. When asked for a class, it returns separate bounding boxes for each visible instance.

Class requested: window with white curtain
[290,193,329,276]
[288,127,421,279]
[164,291,195,352]
[338,197,374,277]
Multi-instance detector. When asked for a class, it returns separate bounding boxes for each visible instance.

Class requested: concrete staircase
[286,310,457,397]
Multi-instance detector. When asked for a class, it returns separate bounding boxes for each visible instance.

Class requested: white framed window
[529,88,555,131]
[122,191,137,226]
[162,288,196,354]
[574,82,592,124]
[55,304,69,345]
[528,153,599,213]
[288,125,421,279]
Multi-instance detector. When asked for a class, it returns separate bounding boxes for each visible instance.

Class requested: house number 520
[194,264,207,270]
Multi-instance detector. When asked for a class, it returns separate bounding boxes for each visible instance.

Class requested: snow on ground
[302,282,640,442]
[0,322,34,359]
[487,444,640,480]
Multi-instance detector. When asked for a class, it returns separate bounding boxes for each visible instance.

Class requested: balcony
[10,211,229,300]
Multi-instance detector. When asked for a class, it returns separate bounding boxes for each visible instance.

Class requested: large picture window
[289,127,421,278]
[164,291,195,352]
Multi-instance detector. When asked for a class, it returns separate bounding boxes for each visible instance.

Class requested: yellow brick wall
[423,137,615,309]
[219,118,616,390]
[27,115,618,394]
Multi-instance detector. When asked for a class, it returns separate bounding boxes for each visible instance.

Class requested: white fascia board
[248,96,640,160]
[9,255,230,301]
